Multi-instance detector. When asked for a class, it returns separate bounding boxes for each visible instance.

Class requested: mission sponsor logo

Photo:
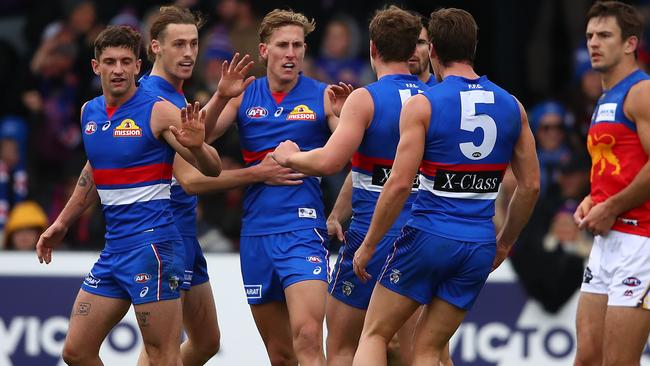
[287,104,317,121]
[113,119,142,137]
[246,106,268,119]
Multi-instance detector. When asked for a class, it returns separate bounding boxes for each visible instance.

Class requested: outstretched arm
[173,153,305,194]
[37,161,98,264]
[272,88,372,176]
[493,100,540,270]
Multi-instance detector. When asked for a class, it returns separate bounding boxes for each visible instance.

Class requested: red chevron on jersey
[351,152,394,173]
[93,163,173,186]
[241,148,274,165]
[419,161,509,176]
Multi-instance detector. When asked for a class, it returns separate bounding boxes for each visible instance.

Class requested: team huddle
[34,1,650,365]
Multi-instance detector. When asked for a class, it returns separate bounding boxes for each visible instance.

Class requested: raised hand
[217,53,256,98]
[271,140,300,166]
[36,221,69,264]
[327,82,354,117]
[171,101,206,149]
[256,153,305,186]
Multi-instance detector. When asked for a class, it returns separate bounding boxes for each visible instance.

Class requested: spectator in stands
[567,46,602,140]
[3,201,47,250]
[0,117,28,230]
[530,100,574,199]
[313,16,371,86]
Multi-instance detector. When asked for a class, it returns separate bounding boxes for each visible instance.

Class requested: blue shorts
[329,229,398,309]
[180,235,210,291]
[240,228,329,304]
[81,240,185,305]
[379,226,495,310]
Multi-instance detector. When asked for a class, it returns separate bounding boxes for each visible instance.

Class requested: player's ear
[135,58,142,75]
[624,35,638,56]
[370,41,378,60]
[91,59,100,75]
[259,42,268,65]
[151,39,161,56]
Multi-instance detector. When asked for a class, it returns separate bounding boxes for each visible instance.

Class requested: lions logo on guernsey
[287,104,317,121]
[113,119,142,137]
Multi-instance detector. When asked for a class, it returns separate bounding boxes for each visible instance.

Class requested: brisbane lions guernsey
[350,74,427,236]
[81,88,179,252]
[238,75,330,235]
[139,74,197,237]
[589,69,650,236]
[410,75,521,242]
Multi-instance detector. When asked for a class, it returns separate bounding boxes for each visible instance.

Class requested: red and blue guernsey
[81,87,180,252]
[410,75,521,242]
[139,74,197,237]
[351,74,427,235]
[589,69,650,236]
[238,75,330,235]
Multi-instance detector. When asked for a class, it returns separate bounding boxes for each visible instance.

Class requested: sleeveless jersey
[350,74,427,236]
[589,69,650,236]
[139,74,197,237]
[81,88,179,252]
[409,75,521,242]
[237,75,330,235]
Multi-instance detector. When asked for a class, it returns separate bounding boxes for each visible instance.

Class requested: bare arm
[36,161,98,264]
[203,53,255,140]
[151,100,221,176]
[327,171,353,241]
[173,153,304,194]
[579,80,650,235]
[353,95,430,281]
[273,88,372,176]
[493,100,541,270]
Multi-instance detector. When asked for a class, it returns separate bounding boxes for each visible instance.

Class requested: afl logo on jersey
[246,106,268,119]
[287,104,317,121]
[113,119,142,137]
[85,122,97,135]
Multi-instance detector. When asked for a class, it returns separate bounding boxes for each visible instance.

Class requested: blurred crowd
[2,0,650,313]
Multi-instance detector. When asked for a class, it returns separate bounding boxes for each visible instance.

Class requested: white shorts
[581,230,650,309]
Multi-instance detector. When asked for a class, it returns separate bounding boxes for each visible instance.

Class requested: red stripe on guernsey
[352,152,395,172]
[151,244,162,301]
[93,163,173,186]
[419,161,508,176]
[241,148,274,165]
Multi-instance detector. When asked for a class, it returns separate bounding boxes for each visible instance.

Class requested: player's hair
[586,1,643,43]
[259,9,315,43]
[94,25,142,60]
[148,5,204,62]
[428,8,478,66]
[369,6,421,63]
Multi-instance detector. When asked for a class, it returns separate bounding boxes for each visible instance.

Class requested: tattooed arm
[37,161,99,264]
